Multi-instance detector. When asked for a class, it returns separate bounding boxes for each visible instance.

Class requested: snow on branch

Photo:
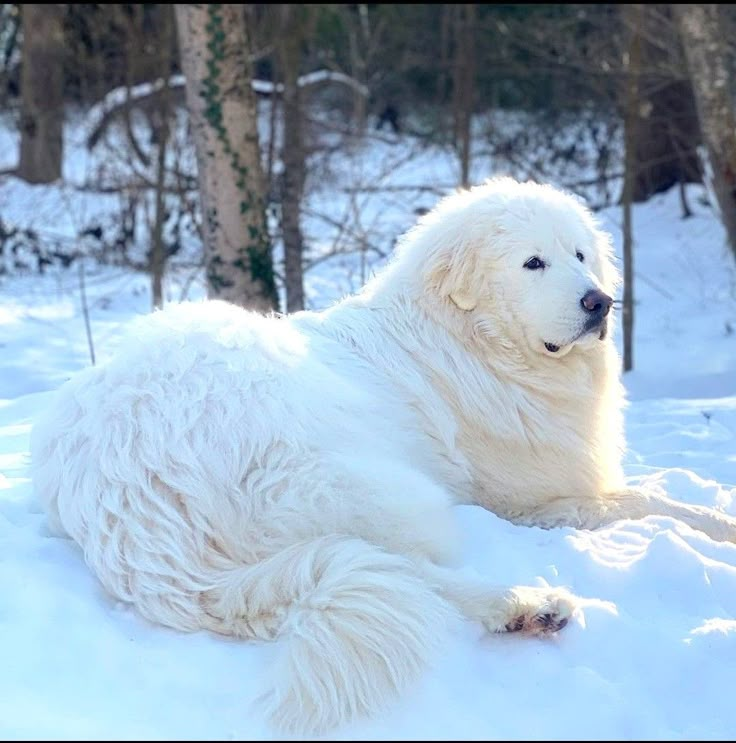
[86,70,369,150]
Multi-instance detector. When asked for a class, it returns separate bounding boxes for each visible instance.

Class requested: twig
[178,257,206,302]
[78,260,96,366]
[342,184,450,196]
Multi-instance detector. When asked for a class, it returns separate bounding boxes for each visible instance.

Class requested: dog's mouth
[544,318,608,355]
[586,315,608,341]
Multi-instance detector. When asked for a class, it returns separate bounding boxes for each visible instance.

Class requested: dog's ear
[448,289,477,312]
[422,232,483,312]
[406,190,498,312]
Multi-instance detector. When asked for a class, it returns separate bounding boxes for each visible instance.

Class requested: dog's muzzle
[583,315,608,340]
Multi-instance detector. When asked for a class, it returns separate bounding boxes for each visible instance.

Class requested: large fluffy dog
[31,178,736,735]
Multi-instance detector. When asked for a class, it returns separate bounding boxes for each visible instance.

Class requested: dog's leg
[415,561,576,635]
[515,487,736,543]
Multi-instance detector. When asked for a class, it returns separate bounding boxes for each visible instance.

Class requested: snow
[1,109,736,740]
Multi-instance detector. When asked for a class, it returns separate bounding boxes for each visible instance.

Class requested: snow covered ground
[1,113,736,740]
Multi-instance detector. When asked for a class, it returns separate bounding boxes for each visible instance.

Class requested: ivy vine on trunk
[175,3,278,311]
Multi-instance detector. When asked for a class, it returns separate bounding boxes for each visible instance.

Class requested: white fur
[31,178,736,735]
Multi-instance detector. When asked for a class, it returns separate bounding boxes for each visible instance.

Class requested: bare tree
[621,4,644,373]
[175,4,277,311]
[279,5,308,312]
[334,4,388,136]
[452,4,476,188]
[345,4,369,134]
[674,4,736,260]
[148,8,176,310]
[17,4,65,184]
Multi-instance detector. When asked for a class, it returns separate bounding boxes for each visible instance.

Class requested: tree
[621,4,644,373]
[17,4,65,184]
[174,3,277,311]
[279,5,308,313]
[451,4,476,188]
[674,4,736,260]
[630,78,701,204]
[624,6,701,203]
[147,7,176,310]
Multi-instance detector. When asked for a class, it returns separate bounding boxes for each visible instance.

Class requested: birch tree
[175,3,277,311]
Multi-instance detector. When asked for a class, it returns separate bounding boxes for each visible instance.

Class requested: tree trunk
[174,4,278,311]
[280,5,306,313]
[621,5,643,373]
[149,7,175,310]
[674,4,736,260]
[150,117,169,310]
[17,4,65,184]
[437,5,451,109]
[452,4,476,188]
[631,79,702,202]
[346,5,368,136]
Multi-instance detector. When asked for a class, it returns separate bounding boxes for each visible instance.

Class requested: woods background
[3,3,736,372]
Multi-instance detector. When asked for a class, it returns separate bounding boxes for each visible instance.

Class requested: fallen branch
[86,69,370,151]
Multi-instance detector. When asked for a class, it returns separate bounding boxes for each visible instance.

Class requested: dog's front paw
[501,587,576,636]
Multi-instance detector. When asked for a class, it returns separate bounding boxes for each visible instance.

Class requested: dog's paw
[500,587,576,636]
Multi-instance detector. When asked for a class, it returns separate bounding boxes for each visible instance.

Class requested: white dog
[31,178,736,735]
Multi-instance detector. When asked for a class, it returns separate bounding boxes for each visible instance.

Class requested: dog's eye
[576,251,585,263]
[524,257,546,270]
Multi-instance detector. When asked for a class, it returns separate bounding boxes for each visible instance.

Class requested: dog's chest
[455,392,611,513]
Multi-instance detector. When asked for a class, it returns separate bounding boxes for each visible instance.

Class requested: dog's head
[403,178,619,359]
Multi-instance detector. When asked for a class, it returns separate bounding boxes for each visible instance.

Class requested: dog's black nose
[580,289,613,317]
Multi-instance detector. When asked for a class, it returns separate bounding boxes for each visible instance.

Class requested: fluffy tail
[205,535,457,735]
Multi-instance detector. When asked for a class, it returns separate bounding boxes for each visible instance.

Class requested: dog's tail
[204,535,456,735]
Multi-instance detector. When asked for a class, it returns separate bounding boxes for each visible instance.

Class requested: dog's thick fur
[31,179,736,734]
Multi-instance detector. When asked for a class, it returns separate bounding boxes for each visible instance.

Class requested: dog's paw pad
[534,611,569,632]
[503,592,574,636]
[504,615,526,632]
